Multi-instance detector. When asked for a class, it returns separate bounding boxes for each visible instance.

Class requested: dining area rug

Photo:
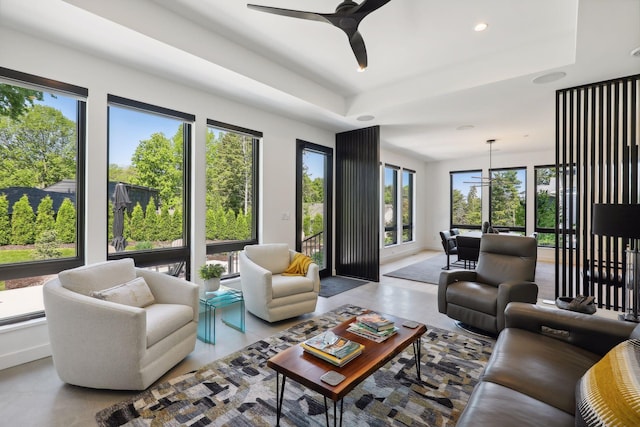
[96,304,493,426]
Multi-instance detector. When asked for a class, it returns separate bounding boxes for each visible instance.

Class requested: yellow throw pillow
[575,338,640,426]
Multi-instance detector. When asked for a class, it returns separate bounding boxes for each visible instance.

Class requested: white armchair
[42,258,199,390]
[239,243,320,322]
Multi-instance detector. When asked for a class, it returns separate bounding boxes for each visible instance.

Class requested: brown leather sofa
[456,302,640,426]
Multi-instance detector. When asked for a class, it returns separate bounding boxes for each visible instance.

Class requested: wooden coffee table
[267,312,427,426]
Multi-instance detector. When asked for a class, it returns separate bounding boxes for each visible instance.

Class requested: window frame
[489,166,527,233]
[534,164,558,246]
[383,163,399,246]
[449,169,483,231]
[106,95,194,277]
[205,119,261,278]
[0,67,87,281]
[401,168,415,242]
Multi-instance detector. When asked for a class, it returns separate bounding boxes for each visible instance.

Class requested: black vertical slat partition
[335,126,380,282]
[557,74,640,312]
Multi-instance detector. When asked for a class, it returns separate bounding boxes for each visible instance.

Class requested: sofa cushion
[145,303,194,348]
[482,328,601,414]
[446,281,498,315]
[575,339,640,426]
[272,275,314,299]
[244,243,290,274]
[457,381,575,427]
[59,258,136,296]
[90,277,155,308]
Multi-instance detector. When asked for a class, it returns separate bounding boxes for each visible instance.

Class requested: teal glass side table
[197,286,245,344]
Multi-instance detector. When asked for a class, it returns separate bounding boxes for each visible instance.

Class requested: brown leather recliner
[438,233,538,334]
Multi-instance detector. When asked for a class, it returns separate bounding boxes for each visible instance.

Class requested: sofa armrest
[504,302,637,356]
[438,269,478,313]
[239,250,273,303]
[136,268,199,322]
[496,281,538,330]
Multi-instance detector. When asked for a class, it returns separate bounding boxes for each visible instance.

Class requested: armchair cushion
[244,243,290,274]
[272,275,315,298]
[145,304,195,347]
[59,258,136,296]
[91,276,155,308]
[446,281,497,315]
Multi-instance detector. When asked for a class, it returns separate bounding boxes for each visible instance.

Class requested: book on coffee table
[301,331,364,367]
[347,322,398,343]
[356,312,395,331]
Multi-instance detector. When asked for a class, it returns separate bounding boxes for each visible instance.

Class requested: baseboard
[0,318,52,371]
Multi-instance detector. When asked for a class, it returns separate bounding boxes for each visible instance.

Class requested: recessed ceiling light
[631,47,640,58]
[533,71,567,84]
[357,114,375,122]
[474,22,488,32]
[456,125,475,131]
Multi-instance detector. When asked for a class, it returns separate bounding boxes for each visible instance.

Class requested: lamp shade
[592,204,640,238]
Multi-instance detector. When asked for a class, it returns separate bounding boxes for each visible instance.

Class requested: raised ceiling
[2,0,639,161]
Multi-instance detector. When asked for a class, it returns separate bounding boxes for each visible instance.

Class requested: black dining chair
[456,235,480,269]
[439,230,458,270]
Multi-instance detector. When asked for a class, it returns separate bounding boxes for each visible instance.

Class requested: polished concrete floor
[0,251,583,426]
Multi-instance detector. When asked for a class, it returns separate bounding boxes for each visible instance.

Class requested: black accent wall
[335,126,380,281]
[556,74,640,311]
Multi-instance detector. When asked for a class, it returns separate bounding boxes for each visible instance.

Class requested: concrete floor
[0,251,611,427]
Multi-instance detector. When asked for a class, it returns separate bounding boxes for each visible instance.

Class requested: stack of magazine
[347,312,398,343]
[301,331,364,367]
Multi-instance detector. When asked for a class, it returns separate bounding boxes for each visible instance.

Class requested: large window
[401,169,415,242]
[205,120,259,278]
[450,170,482,230]
[490,167,526,233]
[0,67,86,325]
[383,164,398,246]
[107,95,193,276]
[535,165,557,246]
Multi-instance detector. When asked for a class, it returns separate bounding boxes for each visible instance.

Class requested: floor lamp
[592,203,640,322]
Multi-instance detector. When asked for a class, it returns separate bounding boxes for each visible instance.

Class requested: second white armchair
[239,243,319,322]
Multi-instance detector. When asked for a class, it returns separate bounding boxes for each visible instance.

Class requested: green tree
[157,204,172,241]
[11,194,35,245]
[35,196,55,241]
[131,132,181,209]
[0,83,43,119]
[129,202,145,241]
[466,185,482,224]
[223,209,237,240]
[144,197,158,241]
[236,211,250,240]
[0,194,10,245]
[170,207,182,241]
[55,198,76,243]
[0,105,75,188]
[490,170,523,227]
[34,229,62,260]
[311,213,323,235]
[206,131,253,215]
[451,188,466,225]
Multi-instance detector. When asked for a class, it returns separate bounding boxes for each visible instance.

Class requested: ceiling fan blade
[353,0,392,16]
[349,30,368,70]
[247,4,329,24]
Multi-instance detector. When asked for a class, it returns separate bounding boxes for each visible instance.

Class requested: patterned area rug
[96,305,494,426]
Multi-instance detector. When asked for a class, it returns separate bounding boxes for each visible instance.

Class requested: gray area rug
[319,276,369,298]
[384,254,556,300]
[96,304,494,427]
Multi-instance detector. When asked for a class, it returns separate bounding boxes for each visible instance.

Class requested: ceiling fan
[247,0,391,71]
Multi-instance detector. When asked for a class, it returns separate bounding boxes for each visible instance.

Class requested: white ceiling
[2,0,639,161]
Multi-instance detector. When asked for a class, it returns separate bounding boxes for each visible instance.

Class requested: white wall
[0,26,335,368]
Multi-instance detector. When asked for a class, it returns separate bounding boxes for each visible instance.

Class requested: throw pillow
[282,253,313,276]
[575,338,640,426]
[91,276,155,308]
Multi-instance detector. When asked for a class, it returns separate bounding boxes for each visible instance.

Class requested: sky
[37,91,324,176]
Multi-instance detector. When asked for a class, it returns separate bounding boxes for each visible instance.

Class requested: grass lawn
[0,248,76,264]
